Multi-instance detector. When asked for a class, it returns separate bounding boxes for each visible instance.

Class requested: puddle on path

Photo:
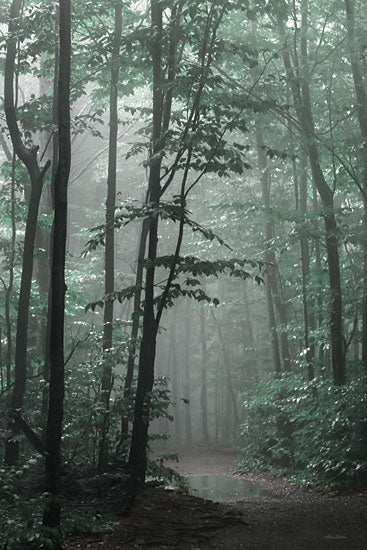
[186,474,270,502]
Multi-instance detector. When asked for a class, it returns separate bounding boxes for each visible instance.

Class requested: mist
[0,0,366,547]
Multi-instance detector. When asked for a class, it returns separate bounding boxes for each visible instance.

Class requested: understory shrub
[239,367,367,487]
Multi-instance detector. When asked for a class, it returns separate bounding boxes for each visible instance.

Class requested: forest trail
[68,448,367,550]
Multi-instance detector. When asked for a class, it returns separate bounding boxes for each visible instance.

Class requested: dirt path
[68,448,367,550]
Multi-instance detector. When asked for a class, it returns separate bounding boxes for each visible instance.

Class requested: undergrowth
[239,364,367,489]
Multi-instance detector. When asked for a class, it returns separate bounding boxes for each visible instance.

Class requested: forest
[0,0,367,548]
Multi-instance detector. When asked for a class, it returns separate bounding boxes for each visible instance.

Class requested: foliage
[1,0,367,542]
[240,367,367,487]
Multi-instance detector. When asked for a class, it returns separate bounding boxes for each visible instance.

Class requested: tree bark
[344,0,367,367]
[242,285,259,380]
[277,2,345,385]
[170,307,181,443]
[128,0,163,493]
[119,218,148,445]
[255,123,285,374]
[199,305,210,443]
[98,1,123,474]
[43,0,71,528]
[312,181,325,364]
[184,300,192,444]
[4,0,51,465]
[210,310,239,434]
[297,151,315,380]
[4,150,17,390]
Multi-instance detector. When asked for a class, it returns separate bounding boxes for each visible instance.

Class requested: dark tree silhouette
[43,0,71,528]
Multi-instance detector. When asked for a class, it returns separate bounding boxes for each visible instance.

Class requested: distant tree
[199,305,210,443]
[274,0,345,385]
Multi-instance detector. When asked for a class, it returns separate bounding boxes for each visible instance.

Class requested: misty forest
[0,0,367,548]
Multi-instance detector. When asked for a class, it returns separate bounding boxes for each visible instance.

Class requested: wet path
[68,448,367,550]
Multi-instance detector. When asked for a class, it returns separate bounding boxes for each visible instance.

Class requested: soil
[67,448,367,550]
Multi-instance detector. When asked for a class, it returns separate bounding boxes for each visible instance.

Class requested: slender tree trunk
[344,0,367,366]
[119,219,148,444]
[128,0,163,493]
[98,1,123,473]
[0,329,2,391]
[255,123,283,374]
[278,3,345,384]
[210,310,239,434]
[184,301,192,445]
[214,358,219,443]
[42,26,59,419]
[128,0,218,492]
[120,3,180,449]
[169,307,181,443]
[4,150,17,390]
[274,272,291,370]
[312,182,325,365]
[297,151,315,380]
[4,0,51,465]
[36,74,53,369]
[242,285,259,380]
[199,305,210,443]
[43,0,71,527]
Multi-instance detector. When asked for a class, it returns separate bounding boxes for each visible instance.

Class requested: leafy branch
[85,255,264,313]
[82,199,231,255]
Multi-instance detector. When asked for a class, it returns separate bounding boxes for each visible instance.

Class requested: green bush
[239,368,367,487]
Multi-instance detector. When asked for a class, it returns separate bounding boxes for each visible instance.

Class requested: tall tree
[297,151,315,380]
[344,0,367,366]
[184,300,192,444]
[98,0,123,473]
[255,123,282,375]
[199,305,210,442]
[43,0,71,528]
[4,0,51,465]
[127,0,164,493]
[127,0,224,490]
[275,0,345,385]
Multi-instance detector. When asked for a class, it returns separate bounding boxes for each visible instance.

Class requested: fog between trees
[0,0,367,542]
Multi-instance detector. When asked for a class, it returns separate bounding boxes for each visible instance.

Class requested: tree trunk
[255,123,285,374]
[210,310,239,434]
[43,0,71,527]
[42,29,59,420]
[38,68,57,421]
[297,151,315,380]
[170,307,181,443]
[98,1,123,474]
[344,0,367,367]
[4,0,51,465]
[312,181,325,365]
[184,300,192,445]
[199,305,210,443]
[128,0,163,493]
[4,150,17,390]
[242,285,259,380]
[278,3,345,385]
[119,218,148,445]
